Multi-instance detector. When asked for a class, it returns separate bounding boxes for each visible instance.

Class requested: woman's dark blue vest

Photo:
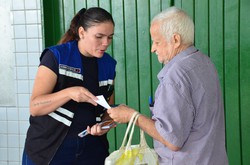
[25,41,116,165]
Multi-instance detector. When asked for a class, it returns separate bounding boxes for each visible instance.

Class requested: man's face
[150,22,176,64]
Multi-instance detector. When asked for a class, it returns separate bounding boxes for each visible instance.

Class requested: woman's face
[78,22,114,58]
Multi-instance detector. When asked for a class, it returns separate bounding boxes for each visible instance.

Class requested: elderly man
[108,6,228,165]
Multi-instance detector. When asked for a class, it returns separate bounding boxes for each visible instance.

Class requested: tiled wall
[0,0,42,164]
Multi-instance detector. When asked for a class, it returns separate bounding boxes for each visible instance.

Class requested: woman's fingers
[87,124,109,136]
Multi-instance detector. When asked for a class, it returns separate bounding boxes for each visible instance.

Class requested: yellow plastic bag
[116,146,140,165]
[105,112,159,165]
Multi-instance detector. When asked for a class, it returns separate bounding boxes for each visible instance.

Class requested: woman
[22,7,116,165]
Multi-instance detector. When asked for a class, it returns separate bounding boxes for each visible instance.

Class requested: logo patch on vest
[59,64,81,73]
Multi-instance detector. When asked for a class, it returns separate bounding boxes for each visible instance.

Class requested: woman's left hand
[86,123,111,136]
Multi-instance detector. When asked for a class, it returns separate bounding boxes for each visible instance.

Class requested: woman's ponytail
[57,8,86,44]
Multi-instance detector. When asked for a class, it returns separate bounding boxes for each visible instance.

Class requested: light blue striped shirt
[151,46,228,165]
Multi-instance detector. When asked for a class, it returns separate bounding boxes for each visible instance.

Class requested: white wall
[0,0,42,164]
[0,0,16,106]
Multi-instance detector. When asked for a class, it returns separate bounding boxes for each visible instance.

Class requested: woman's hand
[67,86,98,106]
[86,122,115,136]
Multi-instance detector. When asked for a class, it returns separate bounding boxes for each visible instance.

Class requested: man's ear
[172,33,181,48]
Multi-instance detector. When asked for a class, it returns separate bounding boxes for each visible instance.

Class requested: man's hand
[107,104,136,123]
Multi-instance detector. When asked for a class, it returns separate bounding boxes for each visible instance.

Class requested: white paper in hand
[95,95,111,109]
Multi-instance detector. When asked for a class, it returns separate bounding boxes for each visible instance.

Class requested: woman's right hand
[67,86,98,106]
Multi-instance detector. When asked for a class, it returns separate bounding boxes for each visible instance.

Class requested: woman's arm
[30,66,97,116]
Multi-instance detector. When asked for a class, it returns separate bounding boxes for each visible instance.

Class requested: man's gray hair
[151,6,194,45]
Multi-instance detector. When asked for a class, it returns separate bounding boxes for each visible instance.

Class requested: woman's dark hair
[58,7,114,44]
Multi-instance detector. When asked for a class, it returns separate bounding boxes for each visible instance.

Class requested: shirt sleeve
[39,49,59,75]
[152,81,195,147]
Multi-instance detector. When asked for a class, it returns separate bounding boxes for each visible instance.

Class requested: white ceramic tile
[37,0,40,9]
[12,0,25,10]
[37,10,41,23]
[19,148,24,163]
[16,66,28,79]
[15,39,27,52]
[18,107,29,121]
[28,52,40,66]
[0,121,7,133]
[0,108,7,121]
[29,66,38,79]
[7,121,19,134]
[25,10,38,24]
[25,0,37,9]
[7,107,19,121]
[38,24,42,38]
[0,148,8,161]
[26,24,38,38]
[17,94,29,107]
[8,148,20,161]
[27,39,39,52]
[0,134,7,147]
[8,162,20,165]
[5,0,42,164]
[19,135,26,147]
[19,121,29,134]
[39,38,43,51]
[17,80,29,93]
[15,53,28,66]
[13,11,25,24]
[14,25,26,38]
[8,135,20,148]
[0,161,8,165]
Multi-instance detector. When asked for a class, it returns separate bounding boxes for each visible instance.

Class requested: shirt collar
[157,46,198,80]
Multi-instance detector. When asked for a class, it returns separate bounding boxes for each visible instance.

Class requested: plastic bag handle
[140,129,149,148]
[119,112,139,149]
[125,113,140,151]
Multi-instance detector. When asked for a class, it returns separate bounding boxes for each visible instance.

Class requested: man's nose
[151,46,156,53]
